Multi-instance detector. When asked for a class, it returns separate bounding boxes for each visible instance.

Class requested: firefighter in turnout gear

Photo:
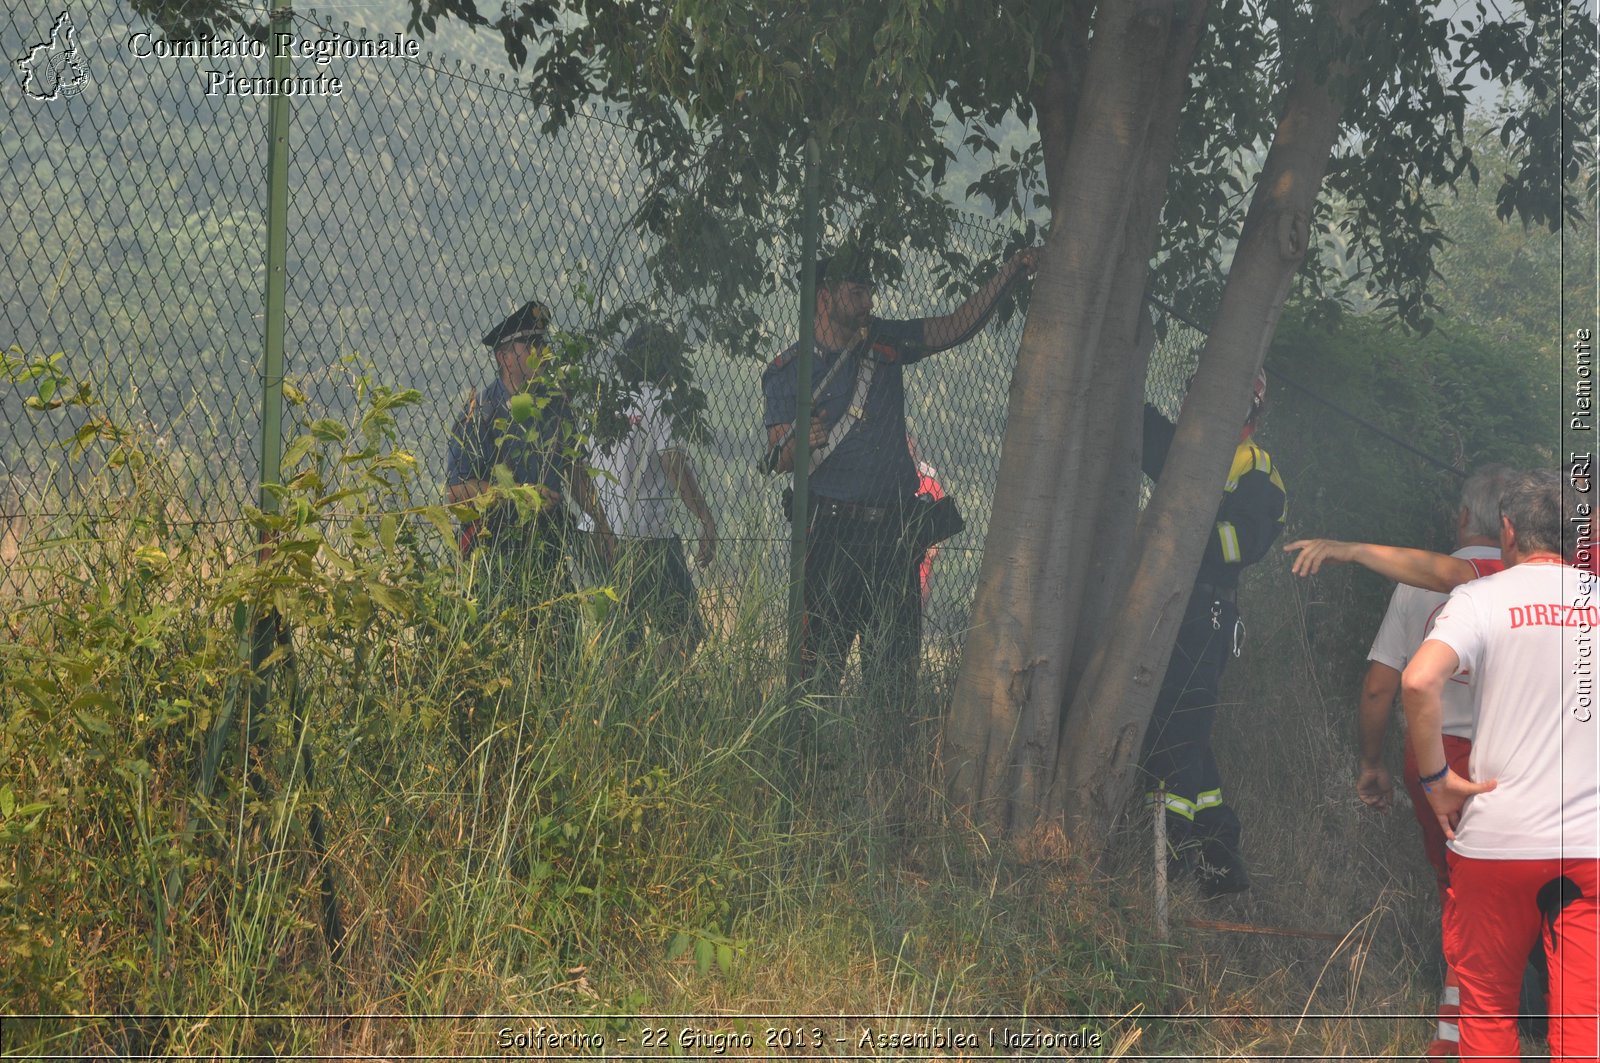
[1139,368,1286,898]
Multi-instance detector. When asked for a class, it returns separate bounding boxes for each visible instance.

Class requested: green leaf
[367,582,408,614]
[68,692,118,733]
[309,419,349,442]
[417,506,458,548]
[74,708,114,737]
[0,785,13,819]
[133,543,170,568]
[378,513,399,553]
[667,932,692,960]
[693,937,714,975]
[508,392,537,423]
[280,435,316,472]
[716,943,734,975]
[323,547,357,575]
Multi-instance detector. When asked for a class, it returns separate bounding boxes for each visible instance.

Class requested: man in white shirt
[588,323,717,656]
[1361,467,1511,881]
[1356,465,1511,1057]
[1402,470,1599,1061]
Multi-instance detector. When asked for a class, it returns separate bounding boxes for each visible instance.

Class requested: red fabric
[915,469,944,604]
[1404,734,1475,900]
[1403,553,1499,899]
[1443,854,1600,1062]
[1407,736,1473,1055]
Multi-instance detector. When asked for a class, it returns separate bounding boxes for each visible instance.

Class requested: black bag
[905,492,965,553]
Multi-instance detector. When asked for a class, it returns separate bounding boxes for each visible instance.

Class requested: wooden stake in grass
[1154,787,1168,943]
[1182,918,1347,942]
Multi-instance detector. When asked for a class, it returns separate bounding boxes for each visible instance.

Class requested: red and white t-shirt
[1426,561,1600,860]
[1368,546,1502,740]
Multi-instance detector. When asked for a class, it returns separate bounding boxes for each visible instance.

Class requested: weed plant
[1,345,1516,1060]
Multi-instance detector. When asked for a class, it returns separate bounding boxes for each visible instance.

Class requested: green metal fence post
[786,136,821,694]
[253,0,344,962]
[242,0,292,800]
[777,137,821,837]
[258,5,290,512]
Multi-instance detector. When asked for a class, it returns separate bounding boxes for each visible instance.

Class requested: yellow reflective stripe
[1217,522,1242,563]
[1225,443,1259,491]
[1148,791,1200,820]
[1195,788,1224,809]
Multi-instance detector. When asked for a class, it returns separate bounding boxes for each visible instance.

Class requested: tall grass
[2,355,1462,1060]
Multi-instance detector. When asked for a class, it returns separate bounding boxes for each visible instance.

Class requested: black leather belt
[811,494,900,524]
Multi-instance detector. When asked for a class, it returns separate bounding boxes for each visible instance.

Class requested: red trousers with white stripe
[1403,735,1473,899]
[1443,854,1600,1061]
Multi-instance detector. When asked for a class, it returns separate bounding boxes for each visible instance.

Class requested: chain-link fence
[3,0,1201,639]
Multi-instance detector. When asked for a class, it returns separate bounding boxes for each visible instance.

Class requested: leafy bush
[0,351,778,1056]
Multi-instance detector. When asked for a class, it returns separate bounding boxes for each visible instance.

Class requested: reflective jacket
[1142,404,1287,590]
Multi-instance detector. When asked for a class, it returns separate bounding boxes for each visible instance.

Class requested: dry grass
[1,487,1458,1062]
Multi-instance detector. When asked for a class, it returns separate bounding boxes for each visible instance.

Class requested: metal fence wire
[2,0,1199,637]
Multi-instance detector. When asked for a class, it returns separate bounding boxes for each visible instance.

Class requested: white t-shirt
[1368,545,1502,740]
[1425,561,1600,860]
[586,384,680,539]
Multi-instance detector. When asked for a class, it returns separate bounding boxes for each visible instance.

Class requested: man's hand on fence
[1009,245,1042,277]
[694,518,716,569]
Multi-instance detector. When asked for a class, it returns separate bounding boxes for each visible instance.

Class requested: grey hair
[1498,469,1565,558]
[1460,463,1517,539]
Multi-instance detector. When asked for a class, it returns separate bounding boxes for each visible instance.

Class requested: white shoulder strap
[807,351,875,476]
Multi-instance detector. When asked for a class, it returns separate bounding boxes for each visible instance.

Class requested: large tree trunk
[1037,0,1092,201]
[942,0,1176,837]
[1052,0,1209,726]
[1055,0,1378,856]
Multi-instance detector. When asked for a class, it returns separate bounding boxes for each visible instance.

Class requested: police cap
[482,300,550,349]
[812,255,873,288]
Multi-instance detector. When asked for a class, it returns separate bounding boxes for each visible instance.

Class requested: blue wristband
[1418,764,1449,791]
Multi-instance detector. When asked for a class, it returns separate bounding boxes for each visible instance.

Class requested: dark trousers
[794,502,924,818]
[609,536,705,655]
[800,504,922,697]
[1140,590,1243,869]
[471,511,582,659]
[451,512,582,758]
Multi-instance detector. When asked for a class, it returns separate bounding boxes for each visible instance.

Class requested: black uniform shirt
[762,317,929,504]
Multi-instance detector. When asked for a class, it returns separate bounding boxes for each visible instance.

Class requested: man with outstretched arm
[1285,535,1487,591]
[1338,465,1514,1057]
[1400,470,1598,1062]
